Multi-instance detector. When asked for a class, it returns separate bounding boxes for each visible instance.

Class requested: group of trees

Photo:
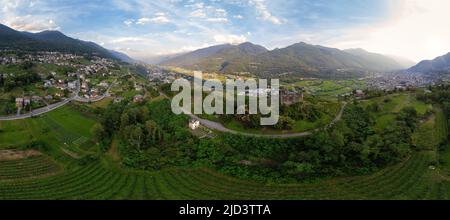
[417,84,450,144]
[216,99,328,131]
[94,98,194,170]
[0,62,41,91]
[91,90,426,182]
[281,102,322,122]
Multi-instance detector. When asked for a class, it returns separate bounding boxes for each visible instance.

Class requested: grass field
[362,93,432,115]
[1,98,450,200]
[287,79,367,100]
[0,105,97,155]
[361,93,433,132]
[199,101,341,135]
[88,97,113,108]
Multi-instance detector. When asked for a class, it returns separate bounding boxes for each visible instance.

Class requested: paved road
[74,93,110,103]
[0,76,119,121]
[0,96,76,121]
[184,102,347,139]
[2,86,347,139]
[74,80,115,103]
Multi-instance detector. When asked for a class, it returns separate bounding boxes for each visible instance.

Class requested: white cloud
[206,18,228,23]
[149,16,170,24]
[214,34,247,45]
[0,0,22,13]
[110,37,149,44]
[136,17,151,25]
[249,0,284,25]
[215,8,227,17]
[124,19,134,26]
[328,0,450,61]
[136,13,170,25]
[190,9,206,18]
[2,15,60,32]
[233,15,244,19]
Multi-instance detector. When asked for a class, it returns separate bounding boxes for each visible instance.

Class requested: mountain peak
[36,30,65,35]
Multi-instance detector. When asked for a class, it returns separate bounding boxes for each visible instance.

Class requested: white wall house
[189,120,200,130]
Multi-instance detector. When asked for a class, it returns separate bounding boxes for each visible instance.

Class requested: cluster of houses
[366,73,436,91]
[24,52,83,66]
[15,97,31,109]
[148,71,178,84]
[1,51,123,113]
[0,56,19,65]
[235,87,304,106]
[280,88,304,106]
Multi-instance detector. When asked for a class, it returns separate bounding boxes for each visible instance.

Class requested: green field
[1,99,450,200]
[0,105,96,156]
[361,93,433,132]
[0,150,449,199]
[361,93,432,115]
[287,79,367,99]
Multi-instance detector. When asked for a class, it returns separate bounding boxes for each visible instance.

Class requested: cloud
[327,0,450,61]
[110,37,150,44]
[136,17,150,25]
[2,15,60,32]
[249,0,284,25]
[206,18,228,23]
[124,19,134,26]
[214,34,247,45]
[190,9,206,18]
[233,15,244,19]
[136,13,170,25]
[215,8,227,17]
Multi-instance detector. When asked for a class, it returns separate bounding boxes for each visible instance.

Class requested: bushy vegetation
[95,99,192,169]
[0,62,41,92]
[94,95,422,183]
[1,86,450,199]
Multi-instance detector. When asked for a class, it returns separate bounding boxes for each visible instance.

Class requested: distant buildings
[280,88,304,106]
[68,81,77,90]
[355,90,365,97]
[15,98,24,108]
[15,97,31,109]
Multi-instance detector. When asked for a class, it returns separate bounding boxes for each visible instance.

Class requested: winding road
[0,97,77,121]
[2,86,347,139]
[184,102,347,139]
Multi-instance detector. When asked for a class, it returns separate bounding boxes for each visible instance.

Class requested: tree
[128,125,144,150]
[274,116,295,130]
[120,112,130,131]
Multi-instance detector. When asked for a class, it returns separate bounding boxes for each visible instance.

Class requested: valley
[1,23,450,201]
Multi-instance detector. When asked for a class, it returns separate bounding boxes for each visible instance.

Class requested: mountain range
[0,23,133,63]
[408,52,450,74]
[8,23,450,79]
[160,42,415,78]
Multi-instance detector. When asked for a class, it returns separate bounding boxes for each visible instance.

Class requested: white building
[189,120,200,130]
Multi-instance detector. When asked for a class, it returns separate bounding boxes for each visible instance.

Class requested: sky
[1,0,450,62]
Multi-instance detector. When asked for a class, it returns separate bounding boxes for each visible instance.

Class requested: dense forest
[93,92,430,182]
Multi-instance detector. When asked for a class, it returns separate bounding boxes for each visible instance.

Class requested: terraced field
[1,151,450,200]
[1,102,449,200]
[0,155,61,180]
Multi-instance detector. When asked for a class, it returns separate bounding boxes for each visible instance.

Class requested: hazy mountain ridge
[409,52,450,73]
[161,41,412,78]
[0,23,132,63]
